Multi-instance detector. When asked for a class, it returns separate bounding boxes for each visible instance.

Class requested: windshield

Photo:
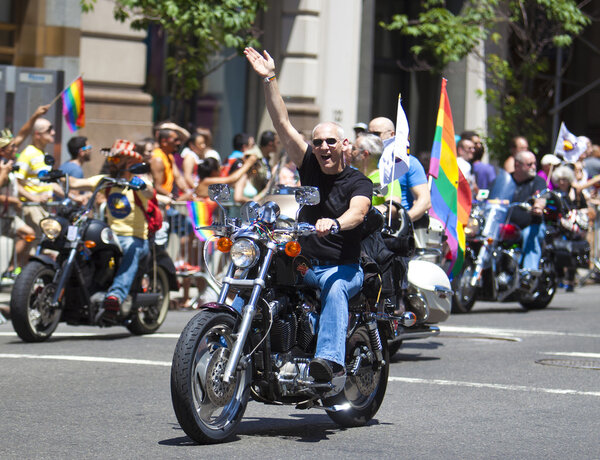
[488,169,516,201]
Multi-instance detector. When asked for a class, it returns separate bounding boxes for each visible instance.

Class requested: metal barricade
[578,203,600,286]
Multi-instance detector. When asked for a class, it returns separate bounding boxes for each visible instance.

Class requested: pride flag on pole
[61,76,85,132]
[428,78,471,279]
[187,199,217,242]
[378,94,410,187]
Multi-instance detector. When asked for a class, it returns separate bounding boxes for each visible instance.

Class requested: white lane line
[441,325,600,339]
[389,377,600,397]
[0,331,181,338]
[541,351,600,359]
[0,353,171,367]
[1,353,598,398]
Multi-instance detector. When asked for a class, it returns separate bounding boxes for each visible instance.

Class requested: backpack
[133,191,163,235]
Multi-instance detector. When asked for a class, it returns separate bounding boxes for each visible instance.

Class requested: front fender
[200,302,242,319]
[27,254,59,271]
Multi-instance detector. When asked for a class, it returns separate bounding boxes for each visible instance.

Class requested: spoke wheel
[10,261,61,342]
[127,267,170,335]
[324,326,389,427]
[171,311,250,444]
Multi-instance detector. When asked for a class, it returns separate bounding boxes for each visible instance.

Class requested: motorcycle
[369,203,452,357]
[10,163,179,342]
[171,184,402,444]
[452,171,558,313]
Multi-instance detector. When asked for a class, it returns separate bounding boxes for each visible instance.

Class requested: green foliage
[382,0,590,161]
[80,0,267,100]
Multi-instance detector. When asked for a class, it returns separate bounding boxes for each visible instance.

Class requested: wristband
[332,218,341,232]
[264,74,276,83]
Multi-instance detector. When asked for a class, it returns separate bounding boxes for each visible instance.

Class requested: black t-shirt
[510,174,546,229]
[298,145,373,264]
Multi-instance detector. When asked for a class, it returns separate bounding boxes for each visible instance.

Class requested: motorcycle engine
[273,353,311,396]
[269,298,318,353]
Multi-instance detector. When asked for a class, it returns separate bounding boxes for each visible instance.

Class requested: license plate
[67,225,78,241]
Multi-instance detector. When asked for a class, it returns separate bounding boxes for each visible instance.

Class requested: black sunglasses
[312,138,338,147]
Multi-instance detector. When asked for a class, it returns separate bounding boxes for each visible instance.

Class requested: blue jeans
[302,264,363,367]
[520,223,546,271]
[108,235,150,302]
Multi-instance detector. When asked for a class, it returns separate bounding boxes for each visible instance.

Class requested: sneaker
[99,295,121,325]
[308,358,345,383]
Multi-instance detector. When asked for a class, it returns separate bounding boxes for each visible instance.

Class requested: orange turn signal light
[285,241,301,257]
[24,235,36,243]
[217,237,233,253]
[84,240,96,249]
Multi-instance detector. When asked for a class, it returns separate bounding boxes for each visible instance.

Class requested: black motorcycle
[10,163,178,342]
[452,172,559,312]
[170,184,399,444]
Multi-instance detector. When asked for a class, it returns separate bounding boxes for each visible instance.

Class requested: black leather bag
[553,238,590,269]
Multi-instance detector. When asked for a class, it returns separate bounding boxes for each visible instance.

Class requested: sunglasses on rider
[312,138,338,147]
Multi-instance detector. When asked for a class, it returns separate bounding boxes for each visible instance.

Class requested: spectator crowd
[1,102,600,315]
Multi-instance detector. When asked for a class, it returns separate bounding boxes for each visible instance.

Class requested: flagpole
[47,74,84,108]
[387,92,400,228]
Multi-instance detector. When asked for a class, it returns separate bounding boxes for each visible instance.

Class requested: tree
[80,0,267,119]
[382,0,590,161]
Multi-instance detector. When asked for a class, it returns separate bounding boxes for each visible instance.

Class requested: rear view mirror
[295,186,320,206]
[208,184,231,202]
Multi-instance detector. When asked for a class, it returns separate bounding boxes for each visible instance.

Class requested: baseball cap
[541,154,561,166]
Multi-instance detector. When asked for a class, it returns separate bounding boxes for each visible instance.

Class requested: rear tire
[171,310,250,444]
[10,261,61,342]
[520,258,557,310]
[324,325,389,427]
[127,266,170,335]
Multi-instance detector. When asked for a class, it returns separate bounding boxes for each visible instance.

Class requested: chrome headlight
[40,218,63,240]
[464,216,480,238]
[230,238,259,268]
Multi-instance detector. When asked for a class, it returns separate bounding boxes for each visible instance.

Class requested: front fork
[222,242,276,383]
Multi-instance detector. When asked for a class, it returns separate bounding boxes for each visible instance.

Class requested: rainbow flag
[62,76,85,132]
[428,78,472,279]
[187,199,217,242]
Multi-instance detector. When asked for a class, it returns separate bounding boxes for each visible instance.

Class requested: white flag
[378,95,410,187]
[554,122,585,163]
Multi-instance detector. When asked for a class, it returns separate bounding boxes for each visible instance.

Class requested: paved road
[1,285,599,459]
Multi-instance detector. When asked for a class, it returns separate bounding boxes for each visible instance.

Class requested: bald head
[513,150,537,181]
[368,117,395,140]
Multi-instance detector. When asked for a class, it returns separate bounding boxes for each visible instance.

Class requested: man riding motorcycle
[245,46,372,385]
[67,139,156,323]
[497,150,547,278]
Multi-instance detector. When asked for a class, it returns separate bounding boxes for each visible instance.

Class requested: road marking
[441,325,600,339]
[389,377,600,397]
[0,331,181,338]
[0,353,171,367]
[541,351,600,359]
[1,353,598,398]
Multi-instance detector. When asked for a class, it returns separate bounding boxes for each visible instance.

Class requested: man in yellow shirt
[14,117,64,250]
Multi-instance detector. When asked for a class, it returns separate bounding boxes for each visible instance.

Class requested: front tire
[127,266,170,335]
[451,258,477,313]
[10,261,61,342]
[324,325,389,427]
[171,310,251,444]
